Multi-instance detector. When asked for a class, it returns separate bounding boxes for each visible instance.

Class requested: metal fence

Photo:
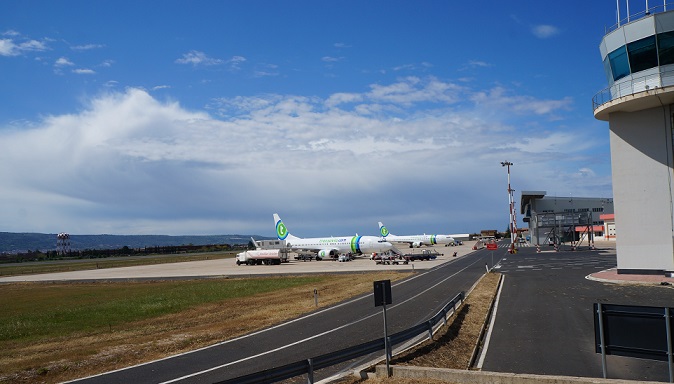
[215,291,465,384]
[593,69,674,111]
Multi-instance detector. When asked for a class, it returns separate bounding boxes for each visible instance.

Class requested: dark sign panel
[374,280,392,307]
[594,303,673,361]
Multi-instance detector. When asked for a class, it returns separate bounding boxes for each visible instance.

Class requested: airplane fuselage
[385,234,454,247]
[286,235,392,255]
[378,222,455,248]
[274,214,393,258]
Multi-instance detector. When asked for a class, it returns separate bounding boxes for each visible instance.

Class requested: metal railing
[606,2,674,34]
[215,290,465,384]
[592,69,674,111]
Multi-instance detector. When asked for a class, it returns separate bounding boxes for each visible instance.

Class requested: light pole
[501,161,517,253]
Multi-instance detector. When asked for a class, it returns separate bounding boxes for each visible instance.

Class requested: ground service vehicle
[403,249,440,261]
[236,249,283,265]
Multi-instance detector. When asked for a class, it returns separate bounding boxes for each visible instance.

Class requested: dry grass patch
[391,272,501,368]
[1,272,409,384]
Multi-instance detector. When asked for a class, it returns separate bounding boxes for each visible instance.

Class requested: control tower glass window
[657,31,674,66]
[603,56,613,83]
[627,36,657,72]
[608,46,630,81]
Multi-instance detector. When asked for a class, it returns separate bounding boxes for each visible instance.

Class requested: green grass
[0,277,322,343]
[0,252,236,277]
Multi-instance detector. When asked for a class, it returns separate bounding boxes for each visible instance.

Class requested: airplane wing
[283,243,341,259]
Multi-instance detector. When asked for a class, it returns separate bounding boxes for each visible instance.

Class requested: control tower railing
[606,2,673,34]
[592,68,674,111]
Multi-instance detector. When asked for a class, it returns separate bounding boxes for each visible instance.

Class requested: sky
[0,1,633,238]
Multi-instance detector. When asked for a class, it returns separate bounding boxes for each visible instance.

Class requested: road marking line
[160,253,485,383]
[476,274,505,369]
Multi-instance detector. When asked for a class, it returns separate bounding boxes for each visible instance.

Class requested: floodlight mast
[501,161,517,253]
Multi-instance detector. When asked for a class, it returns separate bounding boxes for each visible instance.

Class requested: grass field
[0,277,321,343]
[0,271,411,384]
[0,251,236,277]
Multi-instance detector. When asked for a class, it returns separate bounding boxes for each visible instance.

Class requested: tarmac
[2,240,673,285]
[0,242,474,283]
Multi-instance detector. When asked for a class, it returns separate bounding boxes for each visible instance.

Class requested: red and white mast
[501,161,518,253]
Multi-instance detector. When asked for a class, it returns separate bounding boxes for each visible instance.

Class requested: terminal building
[520,191,614,246]
[593,4,674,275]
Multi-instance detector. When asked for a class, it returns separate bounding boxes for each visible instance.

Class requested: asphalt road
[482,243,674,382]
[70,245,497,383]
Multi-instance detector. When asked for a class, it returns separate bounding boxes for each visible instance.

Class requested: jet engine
[318,249,338,259]
[411,242,423,248]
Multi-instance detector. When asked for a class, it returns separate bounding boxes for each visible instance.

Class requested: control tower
[593,3,674,275]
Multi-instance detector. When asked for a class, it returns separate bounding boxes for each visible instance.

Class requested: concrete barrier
[375,365,662,384]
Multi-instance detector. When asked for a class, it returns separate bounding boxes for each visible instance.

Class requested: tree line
[0,243,248,264]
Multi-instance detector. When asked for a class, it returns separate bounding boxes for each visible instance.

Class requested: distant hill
[0,232,274,254]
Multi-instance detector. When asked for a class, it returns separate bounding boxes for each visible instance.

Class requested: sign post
[374,280,392,377]
[486,242,498,270]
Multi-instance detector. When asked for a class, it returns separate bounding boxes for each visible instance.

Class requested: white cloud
[322,56,343,62]
[532,24,560,39]
[0,39,18,56]
[73,68,96,75]
[0,35,48,56]
[71,43,104,51]
[227,55,247,70]
[55,57,74,66]
[467,60,491,68]
[365,76,462,106]
[18,39,47,52]
[470,86,572,116]
[0,79,609,236]
[175,50,224,66]
[253,63,279,77]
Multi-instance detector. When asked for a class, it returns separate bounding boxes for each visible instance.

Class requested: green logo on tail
[276,221,288,240]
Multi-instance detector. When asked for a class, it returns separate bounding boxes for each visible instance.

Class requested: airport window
[609,46,630,81]
[627,35,658,73]
[658,31,674,66]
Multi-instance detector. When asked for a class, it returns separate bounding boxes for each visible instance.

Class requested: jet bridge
[532,211,595,249]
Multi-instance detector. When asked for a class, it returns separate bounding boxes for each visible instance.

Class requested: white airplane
[378,221,456,248]
[273,213,393,259]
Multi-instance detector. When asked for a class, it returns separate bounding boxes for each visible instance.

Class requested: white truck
[236,249,283,265]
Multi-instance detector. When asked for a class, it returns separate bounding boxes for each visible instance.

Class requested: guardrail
[215,290,465,384]
[593,69,674,111]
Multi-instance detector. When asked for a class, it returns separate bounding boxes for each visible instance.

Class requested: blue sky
[0,1,628,237]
